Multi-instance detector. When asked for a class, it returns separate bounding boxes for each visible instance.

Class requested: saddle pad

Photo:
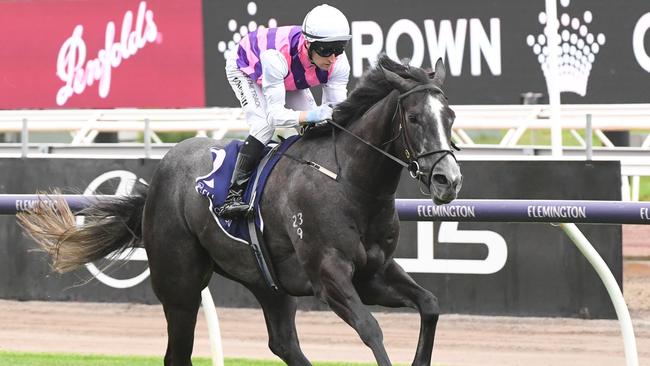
[195,135,300,244]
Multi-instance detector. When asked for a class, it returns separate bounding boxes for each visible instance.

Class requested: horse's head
[382,58,462,204]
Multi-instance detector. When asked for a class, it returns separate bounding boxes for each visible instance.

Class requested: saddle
[195,135,301,290]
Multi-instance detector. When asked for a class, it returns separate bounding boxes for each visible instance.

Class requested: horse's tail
[17,188,148,273]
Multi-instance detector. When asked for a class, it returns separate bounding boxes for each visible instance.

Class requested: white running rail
[1,104,649,146]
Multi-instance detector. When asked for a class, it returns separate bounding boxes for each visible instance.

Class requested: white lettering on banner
[633,13,650,73]
[386,19,425,68]
[527,205,587,219]
[417,204,476,218]
[15,199,56,212]
[395,221,507,274]
[470,18,501,76]
[641,208,650,221]
[351,21,384,76]
[424,19,467,76]
[351,18,501,78]
[56,1,159,106]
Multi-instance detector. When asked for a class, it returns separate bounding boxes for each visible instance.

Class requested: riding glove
[305,104,333,124]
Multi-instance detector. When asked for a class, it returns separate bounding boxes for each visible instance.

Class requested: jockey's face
[311,51,337,71]
[307,41,346,71]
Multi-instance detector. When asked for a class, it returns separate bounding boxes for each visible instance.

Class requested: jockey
[218,4,352,219]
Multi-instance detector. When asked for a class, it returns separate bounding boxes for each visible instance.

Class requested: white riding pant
[225,56,316,144]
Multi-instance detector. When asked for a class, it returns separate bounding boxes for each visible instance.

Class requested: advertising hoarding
[0,0,205,109]
[204,0,650,106]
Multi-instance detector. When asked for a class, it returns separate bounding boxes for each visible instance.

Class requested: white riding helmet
[301,4,352,43]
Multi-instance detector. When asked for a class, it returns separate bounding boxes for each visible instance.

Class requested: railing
[1,105,649,200]
[0,108,248,144]
[1,104,649,147]
[450,104,650,147]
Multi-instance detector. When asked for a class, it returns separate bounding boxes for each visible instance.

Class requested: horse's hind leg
[356,259,439,366]
[250,286,312,366]
[146,228,212,366]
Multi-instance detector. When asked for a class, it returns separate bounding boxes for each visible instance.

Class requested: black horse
[19,55,462,366]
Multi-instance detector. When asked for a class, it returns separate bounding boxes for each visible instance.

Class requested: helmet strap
[305,42,317,65]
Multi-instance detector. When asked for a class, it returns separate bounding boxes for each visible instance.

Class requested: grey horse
[19,54,462,366]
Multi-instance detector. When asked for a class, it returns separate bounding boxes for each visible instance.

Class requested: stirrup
[217,202,251,219]
[216,190,251,219]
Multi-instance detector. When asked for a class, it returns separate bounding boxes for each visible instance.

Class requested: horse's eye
[407,114,418,123]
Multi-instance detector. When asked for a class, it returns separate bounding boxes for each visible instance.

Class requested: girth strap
[247,217,279,291]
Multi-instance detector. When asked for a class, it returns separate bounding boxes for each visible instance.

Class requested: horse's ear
[380,65,411,92]
[431,58,446,86]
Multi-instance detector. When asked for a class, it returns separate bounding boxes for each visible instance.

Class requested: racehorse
[18,54,462,366]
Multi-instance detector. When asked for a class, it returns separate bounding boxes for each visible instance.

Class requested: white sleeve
[322,52,350,106]
[260,50,302,128]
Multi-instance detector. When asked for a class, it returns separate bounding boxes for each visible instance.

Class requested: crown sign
[526,0,605,96]
[217,2,277,60]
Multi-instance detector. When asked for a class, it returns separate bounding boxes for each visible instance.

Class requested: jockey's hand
[304,104,333,124]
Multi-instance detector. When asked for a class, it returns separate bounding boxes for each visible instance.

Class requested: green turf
[466,128,605,146]
[639,177,650,201]
[466,127,650,148]
[0,351,408,366]
[467,129,650,201]
[0,352,162,366]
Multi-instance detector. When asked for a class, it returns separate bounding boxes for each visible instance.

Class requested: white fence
[0,108,247,144]
[1,104,649,146]
[451,104,650,147]
[1,105,649,200]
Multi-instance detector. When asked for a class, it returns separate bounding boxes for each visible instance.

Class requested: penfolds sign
[0,0,204,109]
[56,2,159,106]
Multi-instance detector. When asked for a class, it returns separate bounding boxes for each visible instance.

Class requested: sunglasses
[311,42,347,57]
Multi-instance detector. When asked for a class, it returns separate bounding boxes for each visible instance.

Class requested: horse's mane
[333,55,431,126]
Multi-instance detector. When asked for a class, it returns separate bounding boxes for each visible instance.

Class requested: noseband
[326,82,459,192]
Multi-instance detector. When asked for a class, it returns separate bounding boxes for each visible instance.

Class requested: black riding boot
[217,136,265,219]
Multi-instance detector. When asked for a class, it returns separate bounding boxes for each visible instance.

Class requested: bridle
[390,84,460,188]
[326,82,459,192]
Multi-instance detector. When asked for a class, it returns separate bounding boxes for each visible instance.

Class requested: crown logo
[526,0,605,96]
[217,2,277,60]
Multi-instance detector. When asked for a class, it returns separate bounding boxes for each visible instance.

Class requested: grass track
[0,351,401,366]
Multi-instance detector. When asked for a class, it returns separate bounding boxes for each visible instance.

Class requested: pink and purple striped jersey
[235,26,335,91]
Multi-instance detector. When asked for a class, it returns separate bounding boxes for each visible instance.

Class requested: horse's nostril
[433,174,448,185]
[454,176,463,190]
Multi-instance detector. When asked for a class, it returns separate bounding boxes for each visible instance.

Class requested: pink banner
[0,0,204,109]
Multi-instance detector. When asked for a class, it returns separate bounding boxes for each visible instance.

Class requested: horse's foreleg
[317,253,392,366]
[356,260,439,366]
[252,287,312,366]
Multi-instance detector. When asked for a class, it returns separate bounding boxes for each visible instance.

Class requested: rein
[327,84,460,193]
[327,118,412,171]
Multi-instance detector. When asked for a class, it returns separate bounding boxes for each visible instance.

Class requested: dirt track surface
[0,259,649,366]
[0,226,649,366]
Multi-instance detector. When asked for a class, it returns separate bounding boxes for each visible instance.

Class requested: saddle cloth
[195,135,300,244]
